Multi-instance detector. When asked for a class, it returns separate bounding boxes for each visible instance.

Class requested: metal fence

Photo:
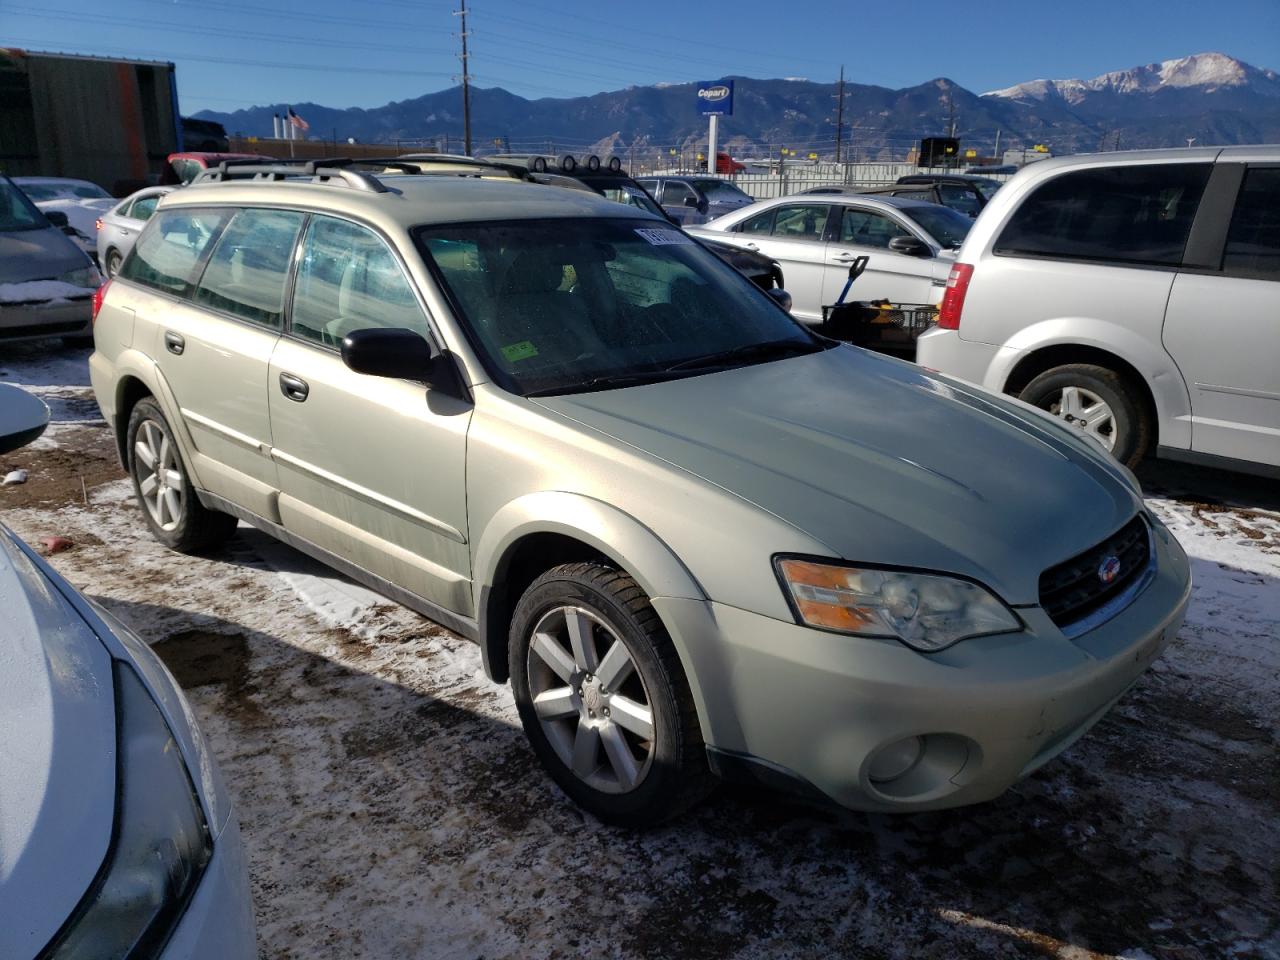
[643,162,1015,200]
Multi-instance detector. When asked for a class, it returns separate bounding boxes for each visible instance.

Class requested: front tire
[509,561,713,827]
[1019,363,1151,468]
[126,398,238,552]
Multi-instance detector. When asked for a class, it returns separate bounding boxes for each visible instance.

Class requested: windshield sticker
[635,227,692,246]
[501,340,539,362]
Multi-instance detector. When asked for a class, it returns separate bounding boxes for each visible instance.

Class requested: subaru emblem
[1098,555,1122,584]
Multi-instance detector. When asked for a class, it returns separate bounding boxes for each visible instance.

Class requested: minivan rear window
[994,164,1211,267]
[1223,167,1280,279]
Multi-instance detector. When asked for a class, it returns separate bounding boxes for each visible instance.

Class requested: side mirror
[341,327,438,382]
[46,210,69,228]
[682,195,700,208]
[766,288,793,312]
[888,235,929,257]
[0,384,51,454]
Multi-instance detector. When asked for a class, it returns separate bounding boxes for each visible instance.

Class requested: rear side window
[131,195,162,221]
[1223,167,1280,280]
[119,208,228,296]
[736,208,775,235]
[995,164,1211,267]
[193,208,305,328]
[291,215,429,346]
[771,204,830,240]
[661,181,696,205]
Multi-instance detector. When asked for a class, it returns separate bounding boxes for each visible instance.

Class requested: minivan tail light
[937,263,973,330]
[92,278,112,324]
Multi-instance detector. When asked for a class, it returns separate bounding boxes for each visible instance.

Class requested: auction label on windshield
[635,227,692,245]
[501,340,539,362]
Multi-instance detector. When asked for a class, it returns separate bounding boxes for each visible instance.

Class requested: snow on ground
[2,342,1277,960]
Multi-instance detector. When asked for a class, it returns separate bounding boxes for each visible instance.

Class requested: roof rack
[194,158,391,193]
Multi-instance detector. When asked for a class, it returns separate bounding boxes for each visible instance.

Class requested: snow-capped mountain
[984,53,1280,104]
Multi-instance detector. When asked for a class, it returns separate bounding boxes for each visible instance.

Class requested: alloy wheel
[1048,385,1116,451]
[134,419,185,531]
[526,605,655,794]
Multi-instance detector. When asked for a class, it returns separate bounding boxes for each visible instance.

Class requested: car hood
[0,527,115,958]
[533,346,1140,605]
[0,227,88,283]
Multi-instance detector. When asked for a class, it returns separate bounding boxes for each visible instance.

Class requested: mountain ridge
[195,52,1280,159]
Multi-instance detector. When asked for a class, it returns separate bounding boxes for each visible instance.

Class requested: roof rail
[194,159,390,193]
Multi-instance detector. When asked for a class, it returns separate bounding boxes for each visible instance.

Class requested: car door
[125,207,294,522]
[725,202,834,322]
[268,214,473,616]
[823,204,936,305]
[1162,164,1280,467]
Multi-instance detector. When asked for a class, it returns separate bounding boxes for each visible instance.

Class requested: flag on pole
[287,107,310,132]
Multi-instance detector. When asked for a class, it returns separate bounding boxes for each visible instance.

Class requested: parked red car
[161,152,270,185]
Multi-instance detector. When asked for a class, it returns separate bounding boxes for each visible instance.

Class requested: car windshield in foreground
[415,218,824,397]
[903,204,973,249]
[692,179,751,202]
[0,178,48,232]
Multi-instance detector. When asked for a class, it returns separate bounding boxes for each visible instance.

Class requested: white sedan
[12,177,117,259]
[688,194,974,324]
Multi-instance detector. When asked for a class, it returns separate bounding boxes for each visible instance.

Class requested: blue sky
[3,0,1277,114]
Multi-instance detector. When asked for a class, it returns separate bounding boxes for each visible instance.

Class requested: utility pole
[833,65,846,164]
[454,0,472,155]
[947,88,956,139]
[993,128,1001,162]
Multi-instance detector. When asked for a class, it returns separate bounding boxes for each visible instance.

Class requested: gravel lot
[3,341,1277,960]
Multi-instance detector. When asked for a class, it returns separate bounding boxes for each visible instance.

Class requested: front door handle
[279,372,309,403]
[164,331,185,355]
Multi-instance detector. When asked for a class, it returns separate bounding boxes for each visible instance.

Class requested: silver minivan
[917,146,1279,474]
[90,162,1191,825]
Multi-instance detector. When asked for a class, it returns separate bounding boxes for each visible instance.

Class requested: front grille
[1039,515,1151,630]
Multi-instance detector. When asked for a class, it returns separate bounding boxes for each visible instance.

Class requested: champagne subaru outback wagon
[89,162,1191,825]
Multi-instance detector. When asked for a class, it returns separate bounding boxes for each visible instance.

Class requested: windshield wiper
[524,370,677,397]
[664,338,818,373]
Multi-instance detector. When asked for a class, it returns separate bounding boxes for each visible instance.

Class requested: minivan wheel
[126,398,238,552]
[509,561,714,827]
[104,248,123,278]
[1019,363,1151,467]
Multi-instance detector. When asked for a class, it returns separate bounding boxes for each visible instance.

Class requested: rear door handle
[164,331,185,355]
[279,372,309,403]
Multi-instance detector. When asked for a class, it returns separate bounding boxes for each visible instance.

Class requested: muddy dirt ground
[3,341,1277,960]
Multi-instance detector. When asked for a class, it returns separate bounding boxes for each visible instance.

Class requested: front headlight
[776,558,1021,652]
[42,663,212,959]
[58,266,102,289]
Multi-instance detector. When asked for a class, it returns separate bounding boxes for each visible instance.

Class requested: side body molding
[473,491,707,682]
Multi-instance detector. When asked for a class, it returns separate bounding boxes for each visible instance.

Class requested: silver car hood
[0,528,115,958]
[0,226,87,283]
[535,345,1140,605]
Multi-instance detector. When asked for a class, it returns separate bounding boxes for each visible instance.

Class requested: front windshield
[17,180,110,201]
[691,179,751,202]
[903,205,973,250]
[416,218,821,396]
[0,178,48,232]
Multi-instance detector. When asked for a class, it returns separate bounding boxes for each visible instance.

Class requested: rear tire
[1019,363,1151,468]
[104,248,123,278]
[126,398,238,552]
[509,561,714,827]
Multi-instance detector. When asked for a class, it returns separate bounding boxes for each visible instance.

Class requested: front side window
[193,208,305,328]
[903,204,973,250]
[1222,167,1280,279]
[131,195,162,221]
[995,163,1211,267]
[661,181,696,205]
[119,208,228,296]
[291,215,430,346]
[839,208,908,248]
[771,204,831,240]
[416,218,822,396]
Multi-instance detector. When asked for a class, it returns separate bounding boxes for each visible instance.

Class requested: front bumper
[655,519,1191,812]
[0,298,92,342]
[160,813,257,959]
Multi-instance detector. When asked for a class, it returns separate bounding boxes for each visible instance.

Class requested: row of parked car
[1,143,1274,959]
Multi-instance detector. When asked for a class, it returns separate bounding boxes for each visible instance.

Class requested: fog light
[867,736,924,783]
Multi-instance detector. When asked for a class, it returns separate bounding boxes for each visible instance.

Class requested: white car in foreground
[12,177,117,259]
[0,386,256,959]
[688,194,973,323]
